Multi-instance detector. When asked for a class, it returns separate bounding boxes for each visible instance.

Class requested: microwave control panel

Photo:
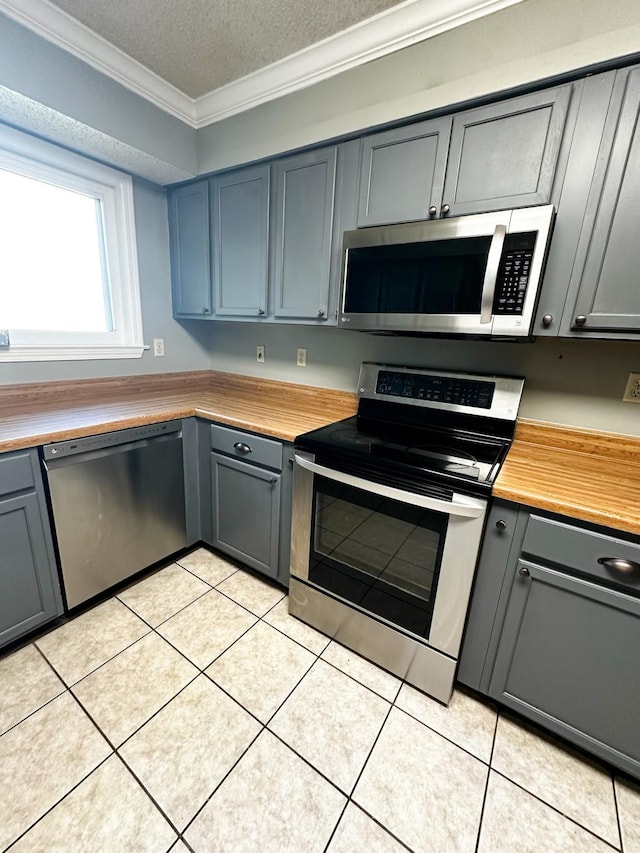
[493,232,537,315]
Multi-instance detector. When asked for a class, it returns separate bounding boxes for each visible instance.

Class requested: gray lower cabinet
[168,181,212,318]
[208,424,292,584]
[0,449,62,648]
[459,501,640,778]
[560,66,640,337]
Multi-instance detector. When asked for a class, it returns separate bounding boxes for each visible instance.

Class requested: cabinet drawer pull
[574,315,587,327]
[518,566,530,578]
[597,557,640,578]
[233,442,252,454]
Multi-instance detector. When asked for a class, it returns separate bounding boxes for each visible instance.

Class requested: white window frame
[0,123,144,361]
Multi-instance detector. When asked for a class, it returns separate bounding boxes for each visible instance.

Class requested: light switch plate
[622,372,640,402]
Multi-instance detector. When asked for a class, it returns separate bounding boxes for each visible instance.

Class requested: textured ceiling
[46,0,405,98]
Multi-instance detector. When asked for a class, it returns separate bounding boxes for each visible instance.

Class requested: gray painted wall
[197,0,640,174]
[205,322,640,436]
[0,178,210,385]
[0,12,197,183]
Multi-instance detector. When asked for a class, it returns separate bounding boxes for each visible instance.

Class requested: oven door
[290,452,487,657]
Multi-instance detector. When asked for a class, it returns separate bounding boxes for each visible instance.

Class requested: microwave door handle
[480,224,507,324]
[293,454,486,518]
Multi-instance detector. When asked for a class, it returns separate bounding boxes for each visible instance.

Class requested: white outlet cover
[622,372,640,403]
[297,347,307,367]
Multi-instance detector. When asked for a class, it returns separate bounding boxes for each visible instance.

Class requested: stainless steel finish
[293,452,486,518]
[496,519,508,531]
[339,205,555,337]
[357,363,525,422]
[519,566,531,577]
[575,315,587,326]
[428,205,438,217]
[598,557,640,577]
[542,313,554,327]
[44,422,186,609]
[233,441,252,454]
[480,224,507,324]
[441,204,451,216]
[290,451,487,657]
[289,577,456,704]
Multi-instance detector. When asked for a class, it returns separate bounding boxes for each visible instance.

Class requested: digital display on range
[375,371,495,409]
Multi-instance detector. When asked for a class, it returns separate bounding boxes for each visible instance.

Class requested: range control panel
[493,232,537,315]
[375,370,495,409]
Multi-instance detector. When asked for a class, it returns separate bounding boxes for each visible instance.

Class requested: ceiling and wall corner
[0,0,527,128]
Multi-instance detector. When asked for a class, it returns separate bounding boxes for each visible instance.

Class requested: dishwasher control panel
[42,420,182,460]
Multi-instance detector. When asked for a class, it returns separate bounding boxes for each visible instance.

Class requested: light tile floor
[1,547,639,852]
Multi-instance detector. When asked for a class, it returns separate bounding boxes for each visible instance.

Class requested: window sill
[0,345,146,362]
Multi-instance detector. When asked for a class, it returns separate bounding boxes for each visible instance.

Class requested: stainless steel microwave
[338,205,555,338]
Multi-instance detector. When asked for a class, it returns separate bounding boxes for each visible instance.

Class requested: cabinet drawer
[0,450,36,497]
[522,515,640,592]
[210,424,282,471]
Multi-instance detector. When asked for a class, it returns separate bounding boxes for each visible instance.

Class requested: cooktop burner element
[295,364,524,496]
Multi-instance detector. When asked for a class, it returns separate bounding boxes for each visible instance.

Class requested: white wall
[197,0,640,173]
[205,322,640,436]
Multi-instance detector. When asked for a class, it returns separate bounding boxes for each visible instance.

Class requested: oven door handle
[294,454,486,518]
[480,224,506,324]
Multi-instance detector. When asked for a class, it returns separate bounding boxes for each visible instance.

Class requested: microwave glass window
[309,476,447,638]
[344,237,492,315]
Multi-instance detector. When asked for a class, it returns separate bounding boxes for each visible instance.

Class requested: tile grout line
[473,703,501,853]
[612,775,625,852]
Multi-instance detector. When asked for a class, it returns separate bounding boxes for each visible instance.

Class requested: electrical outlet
[153,338,165,357]
[256,345,265,363]
[622,372,640,402]
[296,347,307,368]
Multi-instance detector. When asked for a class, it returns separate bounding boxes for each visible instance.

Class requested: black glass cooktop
[295,414,509,494]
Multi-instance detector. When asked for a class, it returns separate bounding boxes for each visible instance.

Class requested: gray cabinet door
[357,118,451,227]
[168,181,212,318]
[211,452,280,579]
[0,491,62,646]
[443,86,572,217]
[489,559,640,777]
[212,165,269,318]
[565,68,640,334]
[273,148,337,321]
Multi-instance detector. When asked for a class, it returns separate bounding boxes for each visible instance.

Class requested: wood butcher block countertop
[0,370,357,451]
[494,420,640,536]
[1,371,639,536]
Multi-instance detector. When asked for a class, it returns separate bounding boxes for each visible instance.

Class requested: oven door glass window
[309,475,448,639]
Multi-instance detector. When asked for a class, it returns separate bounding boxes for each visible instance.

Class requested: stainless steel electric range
[288,362,524,704]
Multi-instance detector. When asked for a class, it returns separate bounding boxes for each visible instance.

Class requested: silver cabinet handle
[480,224,506,324]
[441,204,451,216]
[518,566,530,578]
[201,307,210,314]
[233,442,252,454]
[317,309,325,317]
[428,205,438,217]
[575,315,587,326]
[597,557,640,578]
[542,314,553,327]
[496,519,507,531]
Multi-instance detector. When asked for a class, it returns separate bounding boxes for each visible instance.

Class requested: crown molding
[192,0,525,128]
[0,0,197,124]
[0,0,524,131]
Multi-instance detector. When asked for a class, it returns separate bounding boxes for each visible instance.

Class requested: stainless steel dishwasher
[43,421,186,609]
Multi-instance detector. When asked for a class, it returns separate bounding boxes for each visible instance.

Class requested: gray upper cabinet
[0,449,63,648]
[168,181,212,318]
[273,148,337,321]
[212,165,270,318]
[443,85,572,217]
[562,67,640,336]
[356,118,451,226]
